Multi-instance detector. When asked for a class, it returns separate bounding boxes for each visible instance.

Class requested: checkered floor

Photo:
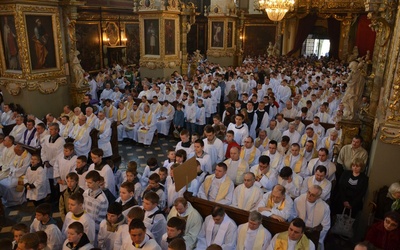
[0,136,178,239]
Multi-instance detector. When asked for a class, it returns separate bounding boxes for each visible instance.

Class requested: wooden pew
[2,124,16,136]
[184,192,322,247]
[110,121,121,163]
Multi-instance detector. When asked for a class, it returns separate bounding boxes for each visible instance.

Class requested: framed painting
[25,14,57,71]
[0,15,21,71]
[125,23,140,65]
[75,22,102,72]
[105,22,119,46]
[244,24,276,57]
[165,19,175,55]
[144,19,160,55]
[211,21,224,48]
[227,22,233,48]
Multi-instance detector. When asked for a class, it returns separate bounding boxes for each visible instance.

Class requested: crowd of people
[0,54,398,250]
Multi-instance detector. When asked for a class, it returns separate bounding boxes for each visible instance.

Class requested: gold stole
[141,112,152,126]
[308,177,328,189]
[12,124,25,136]
[203,175,230,202]
[98,119,107,134]
[240,146,257,165]
[262,138,269,148]
[62,123,71,138]
[131,110,141,123]
[118,108,127,122]
[266,193,285,210]
[86,114,96,126]
[284,154,303,173]
[125,101,133,110]
[301,134,317,147]
[237,223,266,250]
[14,150,28,168]
[72,125,88,141]
[237,186,259,210]
[275,231,310,250]
[108,106,113,118]
[325,137,330,149]
[269,153,280,169]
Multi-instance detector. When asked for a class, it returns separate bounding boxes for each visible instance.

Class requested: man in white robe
[196,206,237,250]
[318,130,340,161]
[156,101,175,136]
[262,140,283,171]
[103,99,118,122]
[188,139,212,174]
[226,114,249,145]
[137,104,156,147]
[240,136,261,167]
[300,165,332,201]
[300,141,318,164]
[267,218,315,250]
[237,211,271,250]
[265,120,282,142]
[203,125,224,168]
[0,136,16,181]
[278,167,303,199]
[276,114,289,133]
[85,107,98,130]
[167,197,203,249]
[232,172,263,211]
[294,185,331,249]
[22,119,37,146]
[121,219,161,250]
[279,143,307,175]
[306,117,326,138]
[256,184,294,222]
[224,147,249,185]
[69,114,92,157]
[305,148,336,181]
[9,115,26,143]
[59,116,73,139]
[94,111,112,158]
[254,130,270,152]
[0,104,15,127]
[0,145,31,207]
[251,155,278,191]
[116,102,130,142]
[198,162,234,205]
[282,122,301,145]
[299,127,320,149]
[124,103,141,141]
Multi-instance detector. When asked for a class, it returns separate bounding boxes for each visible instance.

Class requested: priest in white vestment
[251,155,278,191]
[278,167,303,199]
[254,130,270,152]
[196,206,237,250]
[59,116,73,139]
[240,136,261,167]
[232,172,263,211]
[124,103,141,141]
[305,148,336,181]
[279,143,307,175]
[69,115,92,157]
[261,140,283,171]
[256,184,294,222]
[282,123,301,145]
[265,120,282,142]
[300,165,332,201]
[0,136,16,181]
[84,107,98,130]
[116,102,130,142]
[224,147,249,185]
[9,115,26,143]
[237,211,271,250]
[94,111,112,158]
[137,104,156,147]
[203,126,224,168]
[156,101,175,136]
[318,130,340,161]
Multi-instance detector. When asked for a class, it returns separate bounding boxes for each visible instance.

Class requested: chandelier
[258,0,295,22]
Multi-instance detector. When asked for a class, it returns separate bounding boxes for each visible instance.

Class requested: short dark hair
[168,238,186,250]
[281,136,290,143]
[35,231,48,245]
[129,219,146,231]
[69,192,84,204]
[143,191,159,204]
[315,165,327,174]
[12,223,29,233]
[66,172,79,182]
[77,155,87,163]
[259,155,270,165]
[18,233,40,249]
[120,181,135,193]
[85,170,101,182]
[290,218,306,233]
[167,217,186,233]
[194,139,204,147]
[149,173,160,183]
[127,206,145,221]
[35,203,52,216]
[211,206,225,217]
[91,148,104,157]
[216,162,228,171]
[279,166,293,178]
[147,157,158,167]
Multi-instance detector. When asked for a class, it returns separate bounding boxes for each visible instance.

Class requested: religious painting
[211,21,224,48]
[0,15,21,71]
[244,24,276,57]
[144,19,159,55]
[105,22,119,46]
[227,22,233,48]
[165,19,175,55]
[75,22,102,72]
[125,23,140,65]
[25,14,57,71]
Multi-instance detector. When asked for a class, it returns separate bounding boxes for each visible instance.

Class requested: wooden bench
[184,192,322,247]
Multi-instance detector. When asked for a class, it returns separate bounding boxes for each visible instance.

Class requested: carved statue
[347,46,359,63]
[70,50,87,88]
[226,0,237,15]
[273,42,280,57]
[342,60,366,120]
[267,42,274,57]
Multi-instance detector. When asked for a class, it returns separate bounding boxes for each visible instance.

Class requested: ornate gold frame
[75,21,103,73]
[207,18,237,58]
[105,21,120,46]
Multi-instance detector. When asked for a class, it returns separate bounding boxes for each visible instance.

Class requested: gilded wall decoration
[75,22,102,72]
[0,15,21,71]
[105,22,120,46]
[124,22,140,65]
[243,24,276,57]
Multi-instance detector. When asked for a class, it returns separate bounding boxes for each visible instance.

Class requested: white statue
[71,50,87,88]
[347,46,359,63]
[341,60,366,120]
[267,42,274,57]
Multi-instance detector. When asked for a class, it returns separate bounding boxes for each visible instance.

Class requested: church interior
[0,0,400,249]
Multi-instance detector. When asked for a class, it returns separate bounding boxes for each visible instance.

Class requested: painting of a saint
[125,23,140,65]
[76,23,102,72]
[25,15,56,70]
[0,15,20,70]
[144,19,159,55]
[165,20,175,55]
[212,22,223,48]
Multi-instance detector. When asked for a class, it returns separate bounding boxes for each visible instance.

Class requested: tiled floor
[0,136,355,249]
[0,136,178,240]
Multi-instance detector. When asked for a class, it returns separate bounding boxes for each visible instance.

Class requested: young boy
[59,172,84,221]
[163,149,176,171]
[115,181,138,218]
[54,143,77,193]
[142,173,166,210]
[99,176,116,206]
[98,202,126,249]
[175,130,193,156]
[173,103,185,133]
[175,149,187,165]
[11,223,29,250]
[36,231,50,250]
[160,217,186,250]
[63,222,94,250]
[62,192,95,244]
[88,148,116,197]
[75,155,89,189]
[125,167,142,204]
[109,159,123,192]
[195,99,205,134]
[158,167,169,187]
[30,203,64,250]
[83,170,109,234]
[122,219,161,249]
[141,157,160,187]
[166,164,186,209]
[142,192,167,245]
[24,154,50,206]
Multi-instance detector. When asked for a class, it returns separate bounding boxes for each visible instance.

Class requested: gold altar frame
[18,5,65,79]
[75,21,103,73]
[141,17,160,57]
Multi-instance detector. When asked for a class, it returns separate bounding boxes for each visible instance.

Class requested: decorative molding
[206,49,235,58]
[0,76,67,95]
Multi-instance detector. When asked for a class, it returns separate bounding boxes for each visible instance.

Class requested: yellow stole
[125,101,133,110]
[86,114,96,126]
[98,119,107,134]
[301,134,318,147]
[275,231,310,250]
[130,110,141,124]
[12,124,25,136]
[308,176,329,189]
[284,154,303,173]
[325,137,331,149]
[72,124,88,141]
[141,112,152,126]
[266,192,285,210]
[108,106,114,118]
[203,175,231,202]
[237,223,266,250]
[62,123,71,138]
[14,150,28,168]
[240,146,257,165]
[237,186,259,210]
[118,108,128,122]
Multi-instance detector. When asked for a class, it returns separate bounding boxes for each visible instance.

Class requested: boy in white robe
[54,143,77,193]
[121,219,161,250]
[142,191,167,245]
[62,222,94,250]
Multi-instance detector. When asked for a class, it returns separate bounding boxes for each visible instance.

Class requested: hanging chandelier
[258,0,295,22]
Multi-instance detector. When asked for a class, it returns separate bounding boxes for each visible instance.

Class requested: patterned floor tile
[158,154,165,157]
[21,216,33,222]
[0,227,12,233]
[138,156,144,159]
[127,153,134,156]
[146,151,153,154]
[8,211,18,216]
